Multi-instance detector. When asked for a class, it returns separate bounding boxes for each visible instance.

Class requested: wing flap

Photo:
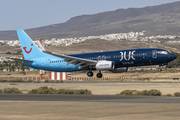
[73,62,85,68]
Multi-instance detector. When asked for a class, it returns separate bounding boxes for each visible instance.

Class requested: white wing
[43,51,97,69]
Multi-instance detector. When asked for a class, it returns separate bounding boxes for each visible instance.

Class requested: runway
[1,82,180,120]
[0,94,180,103]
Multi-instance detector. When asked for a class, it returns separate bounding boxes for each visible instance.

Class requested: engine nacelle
[96,61,114,70]
[110,67,128,73]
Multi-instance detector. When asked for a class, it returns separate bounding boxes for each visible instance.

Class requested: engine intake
[96,61,114,70]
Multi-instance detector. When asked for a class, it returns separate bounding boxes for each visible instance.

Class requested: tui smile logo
[23,44,33,54]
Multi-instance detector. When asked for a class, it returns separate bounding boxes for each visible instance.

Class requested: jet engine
[96,61,115,70]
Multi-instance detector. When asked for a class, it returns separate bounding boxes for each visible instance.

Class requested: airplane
[8,30,177,78]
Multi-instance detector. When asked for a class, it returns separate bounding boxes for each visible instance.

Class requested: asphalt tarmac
[1,94,180,120]
[1,81,180,120]
[0,94,180,103]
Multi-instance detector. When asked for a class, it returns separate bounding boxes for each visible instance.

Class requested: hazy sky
[0,0,179,31]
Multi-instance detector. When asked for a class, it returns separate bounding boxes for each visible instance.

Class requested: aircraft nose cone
[169,53,177,60]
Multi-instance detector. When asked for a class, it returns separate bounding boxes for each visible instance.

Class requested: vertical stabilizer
[17,30,44,60]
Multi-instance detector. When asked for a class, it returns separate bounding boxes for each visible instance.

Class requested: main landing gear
[96,72,102,78]
[87,71,93,77]
[87,71,103,78]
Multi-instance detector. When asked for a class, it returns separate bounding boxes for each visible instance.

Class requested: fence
[71,76,131,81]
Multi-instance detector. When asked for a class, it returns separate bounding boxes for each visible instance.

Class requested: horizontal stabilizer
[6,57,33,63]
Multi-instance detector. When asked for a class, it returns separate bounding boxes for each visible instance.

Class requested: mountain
[1,1,180,40]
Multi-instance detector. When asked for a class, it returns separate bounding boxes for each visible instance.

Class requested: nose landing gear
[158,65,163,72]
[158,68,162,72]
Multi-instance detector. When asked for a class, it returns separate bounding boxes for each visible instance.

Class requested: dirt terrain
[1,70,180,82]
[40,40,180,53]
[1,72,180,120]
[1,71,180,95]
[1,40,180,55]
[72,71,180,80]
[0,101,180,120]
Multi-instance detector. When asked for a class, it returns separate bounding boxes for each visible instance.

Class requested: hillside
[46,39,180,53]
[1,1,180,40]
[2,39,180,55]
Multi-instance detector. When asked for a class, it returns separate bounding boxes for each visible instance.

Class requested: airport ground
[0,82,180,95]
[0,95,180,120]
[1,71,180,95]
[1,71,180,120]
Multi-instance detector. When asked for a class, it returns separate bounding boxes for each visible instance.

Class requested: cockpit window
[158,51,168,55]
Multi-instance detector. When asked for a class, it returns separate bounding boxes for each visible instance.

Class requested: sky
[0,0,179,31]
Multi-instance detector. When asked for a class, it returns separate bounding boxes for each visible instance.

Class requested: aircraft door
[152,50,157,59]
[98,56,101,61]
[41,59,45,67]
[102,55,106,60]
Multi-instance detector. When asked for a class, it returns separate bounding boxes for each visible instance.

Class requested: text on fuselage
[120,51,136,61]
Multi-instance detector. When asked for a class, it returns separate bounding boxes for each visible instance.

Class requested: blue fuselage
[23,48,177,72]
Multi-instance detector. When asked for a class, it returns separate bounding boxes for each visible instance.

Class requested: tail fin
[17,30,44,60]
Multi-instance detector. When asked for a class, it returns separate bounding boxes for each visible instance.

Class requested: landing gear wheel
[87,71,93,77]
[96,73,103,78]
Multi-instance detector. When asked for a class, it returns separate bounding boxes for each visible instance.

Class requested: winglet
[37,41,46,51]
